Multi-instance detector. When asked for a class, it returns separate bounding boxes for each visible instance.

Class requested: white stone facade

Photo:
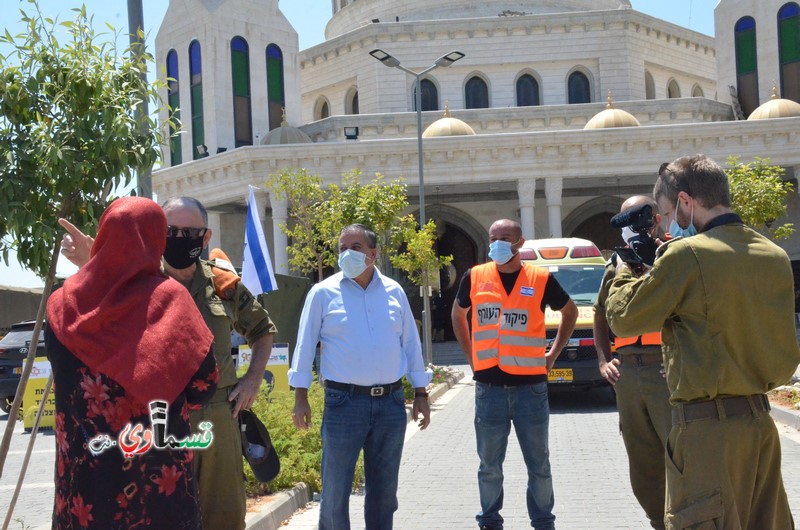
[155,0,301,162]
[301,9,717,122]
[152,0,800,279]
[715,0,796,107]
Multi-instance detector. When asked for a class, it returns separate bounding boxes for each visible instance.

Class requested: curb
[245,370,466,530]
[771,403,800,431]
[245,482,311,530]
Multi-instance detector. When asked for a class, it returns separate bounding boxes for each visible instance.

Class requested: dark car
[0,321,46,413]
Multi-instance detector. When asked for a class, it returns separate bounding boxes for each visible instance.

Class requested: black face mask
[163,236,204,269]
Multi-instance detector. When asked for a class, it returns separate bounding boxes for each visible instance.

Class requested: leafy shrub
[243,381,363,496]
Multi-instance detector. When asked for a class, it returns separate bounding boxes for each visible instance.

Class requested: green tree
[391,216,453,287]
[268,168,438,282]
[0,2,165,474]
[726,156,795,241]
[267,168,329,280]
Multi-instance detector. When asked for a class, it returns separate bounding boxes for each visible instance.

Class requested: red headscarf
[47,197,214,405]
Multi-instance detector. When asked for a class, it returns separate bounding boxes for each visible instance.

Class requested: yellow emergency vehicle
[519,238,608,389]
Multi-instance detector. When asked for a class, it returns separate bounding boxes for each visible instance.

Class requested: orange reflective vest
[470,262,548,375]
[615,331,661,349]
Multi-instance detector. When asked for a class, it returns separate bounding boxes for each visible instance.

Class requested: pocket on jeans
[666,489,723,530]
[391,388,405,406]
[324,388,349,407]
[475,381,489,399]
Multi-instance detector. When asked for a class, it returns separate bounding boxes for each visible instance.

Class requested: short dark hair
[339,224,378,248]
[161,196,209,225]
[654,155,730,208]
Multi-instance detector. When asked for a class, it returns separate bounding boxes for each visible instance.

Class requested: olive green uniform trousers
[665,403,794,530]
[616,354,672,529]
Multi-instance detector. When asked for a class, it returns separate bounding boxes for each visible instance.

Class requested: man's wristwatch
[414,391,429,398]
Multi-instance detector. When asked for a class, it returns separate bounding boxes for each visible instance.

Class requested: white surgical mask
[338,249,368,278]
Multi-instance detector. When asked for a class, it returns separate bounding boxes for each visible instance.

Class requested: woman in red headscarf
[46,197,219,529]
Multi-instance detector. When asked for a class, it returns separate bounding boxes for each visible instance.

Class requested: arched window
[345,87,359,114]
[735,16,759,116]
[568,71,591,104]
[692,84,704,97]
[779,3,800,102]
[644,70,655,100]
[413,79,439,111]
[266,43,285,130]
[667,79,681,98]
[189,41,204,160]
[516,74,540,106]
[166,49,181,166]
[315,97,330,120]
[231,36,252,147]
[465,76,489,109]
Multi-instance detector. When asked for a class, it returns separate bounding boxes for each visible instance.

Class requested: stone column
[517,178,537,240]
[545,177,564,238]
[270,193,289,275]
[207,211,222,253]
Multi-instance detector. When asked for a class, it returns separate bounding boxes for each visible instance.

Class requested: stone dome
[584,91,640,129]
[328,0,632,39]
[422,103,477,138]
[747,83,800,121]
[261,111,313,145]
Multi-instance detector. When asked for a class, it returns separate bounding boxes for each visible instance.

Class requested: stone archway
[419,204,485,341]
[563,196,623,253]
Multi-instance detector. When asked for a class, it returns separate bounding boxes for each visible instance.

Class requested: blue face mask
[338,249,369,278]
[669,199,698,238]
[488,240,518,265]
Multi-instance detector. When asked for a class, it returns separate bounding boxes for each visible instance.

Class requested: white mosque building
[153,0,800,320]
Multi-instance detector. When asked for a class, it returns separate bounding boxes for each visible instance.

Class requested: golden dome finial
[281,107,288,127]
[771,81,779,100]
[606,89,614,109]
[443,100,451,118]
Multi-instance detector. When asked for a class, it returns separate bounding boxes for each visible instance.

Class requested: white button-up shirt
[288,269,432,389]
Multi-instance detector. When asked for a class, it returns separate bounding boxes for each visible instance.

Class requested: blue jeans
[474,381,555,530]
[319,387,407,530]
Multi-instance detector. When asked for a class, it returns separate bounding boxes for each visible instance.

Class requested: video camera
[610,203,658,268]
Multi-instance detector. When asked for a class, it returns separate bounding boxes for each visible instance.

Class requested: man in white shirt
[289,223,432,530]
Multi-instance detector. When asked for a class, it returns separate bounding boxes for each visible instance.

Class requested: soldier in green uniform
[60,197,277,530]
[606,155,800,530]
[594,195,672,530]
[161,197,277,530]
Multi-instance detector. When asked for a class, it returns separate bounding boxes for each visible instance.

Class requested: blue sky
[0,0,715,288]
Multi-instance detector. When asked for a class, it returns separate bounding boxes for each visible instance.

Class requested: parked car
[520,238,609,391]
[0,321,46,413]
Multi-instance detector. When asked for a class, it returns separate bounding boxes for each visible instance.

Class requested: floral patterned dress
[46,327,219,529]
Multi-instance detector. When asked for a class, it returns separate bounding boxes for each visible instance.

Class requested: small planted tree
[268,168,444,282]
[0,2,165,475]
[391,216,453,288]
[726,156,795,241]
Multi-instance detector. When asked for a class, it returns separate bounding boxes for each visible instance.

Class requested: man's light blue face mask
[669,198,697,238]
[488,239,519,265]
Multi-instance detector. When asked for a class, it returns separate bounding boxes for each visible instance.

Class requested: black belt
[324,379,403,397]
[619,353,662,366]
[673,394,770,425]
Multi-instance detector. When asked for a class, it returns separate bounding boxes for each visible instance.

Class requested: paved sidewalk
[278,372,800,530]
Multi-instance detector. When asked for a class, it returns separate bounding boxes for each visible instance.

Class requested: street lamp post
[369,49,465,364]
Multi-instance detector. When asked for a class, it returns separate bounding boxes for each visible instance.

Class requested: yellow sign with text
[237,342,290,394]
[21,357,55,430]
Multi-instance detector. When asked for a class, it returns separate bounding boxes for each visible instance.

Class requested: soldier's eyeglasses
[658,162,671,175]
[167,226,208,238]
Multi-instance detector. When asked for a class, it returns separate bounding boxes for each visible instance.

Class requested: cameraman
[593,195,671,530]
[607,155,799,528]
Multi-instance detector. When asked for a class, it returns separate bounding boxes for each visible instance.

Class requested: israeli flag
[241,186,278,294]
